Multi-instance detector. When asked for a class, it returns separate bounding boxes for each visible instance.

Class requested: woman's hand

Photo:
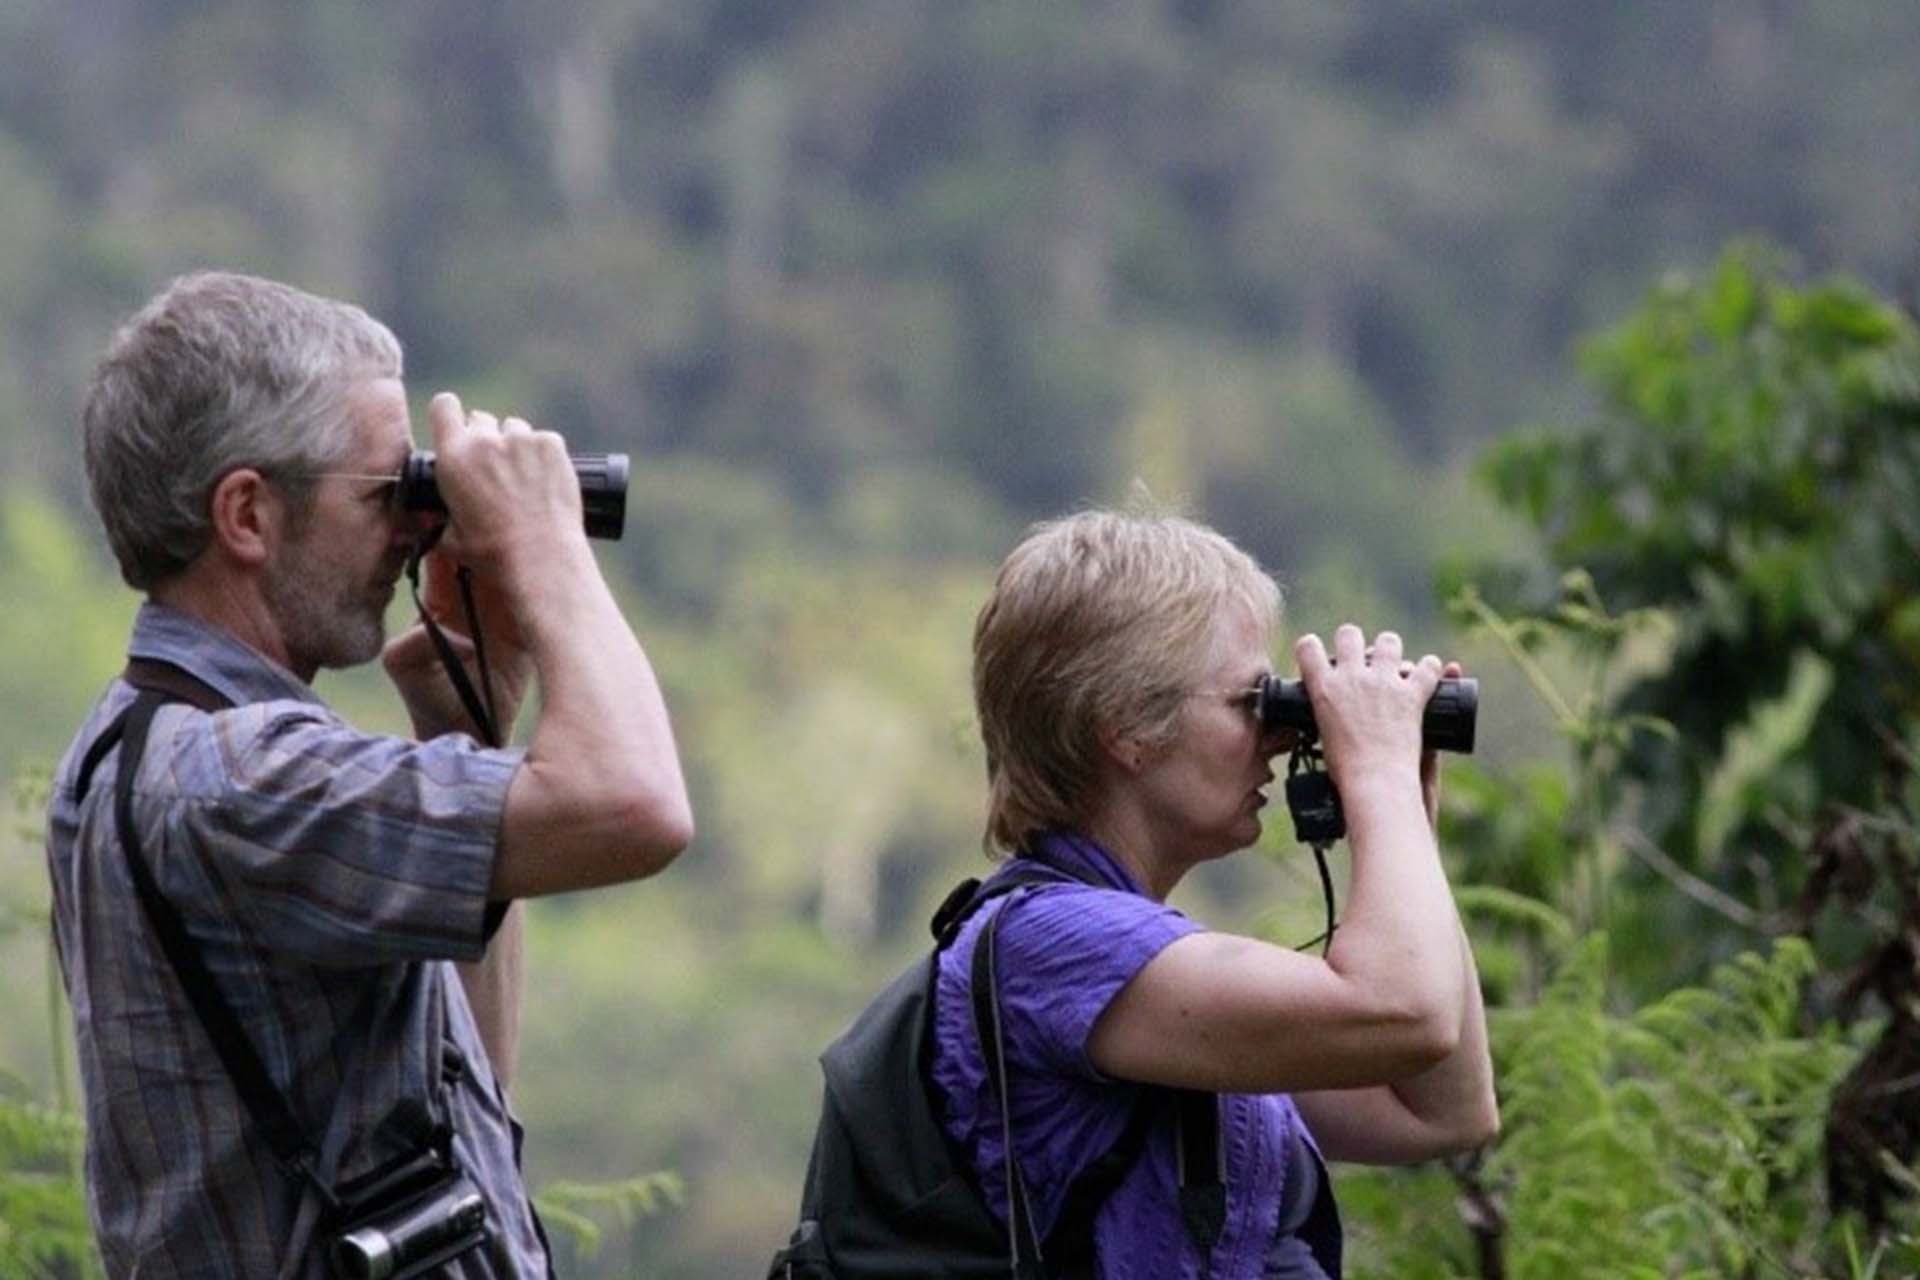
[1419,660,1466,831]
[1294,624,1440,788]
[1089,629,1477,1098]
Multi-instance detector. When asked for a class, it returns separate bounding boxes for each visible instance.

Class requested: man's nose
[390,506,441,545]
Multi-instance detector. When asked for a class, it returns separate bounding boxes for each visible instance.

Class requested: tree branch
[1616,826,1785,934]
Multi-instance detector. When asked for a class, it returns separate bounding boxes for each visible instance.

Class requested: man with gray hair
[47,271,693,1277]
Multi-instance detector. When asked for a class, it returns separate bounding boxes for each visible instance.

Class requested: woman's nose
[1259,726,1298,757]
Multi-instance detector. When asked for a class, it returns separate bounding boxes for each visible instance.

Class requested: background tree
[1466,244,1920,992]
[6,4,1920,1274]
[1338,248,1920,1276]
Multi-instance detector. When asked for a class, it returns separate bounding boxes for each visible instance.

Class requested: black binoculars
[395,451,630,541]
[1256,674,1479,754]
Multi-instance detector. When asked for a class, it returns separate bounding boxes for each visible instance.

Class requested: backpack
[767,859,1225,1280]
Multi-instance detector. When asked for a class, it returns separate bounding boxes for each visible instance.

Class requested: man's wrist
[494,531,597,614]
[500,545,614,655]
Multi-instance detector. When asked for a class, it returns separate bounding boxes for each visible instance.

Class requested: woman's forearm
[1383,921,1497,1148]
[1325,770,1473,1049]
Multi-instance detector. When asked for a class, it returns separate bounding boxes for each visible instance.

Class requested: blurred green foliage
[1460,244,1920,993]
[1342,936,1886,1279]
[1353,249,1920,1275]
[4,3,1920,1276]
[0,1085,95,1280]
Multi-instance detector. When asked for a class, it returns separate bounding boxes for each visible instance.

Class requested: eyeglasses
[300,472,403,484]
[1187,679,1269,720]
[277,471,405,506]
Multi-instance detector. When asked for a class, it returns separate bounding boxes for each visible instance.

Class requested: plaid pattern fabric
[46,603,549,1278]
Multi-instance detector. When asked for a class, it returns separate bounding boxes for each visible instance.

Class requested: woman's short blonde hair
[972,508,1281,854]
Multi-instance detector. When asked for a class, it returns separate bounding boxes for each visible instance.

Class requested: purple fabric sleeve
[932,879,1202,1236]
[929,833,1327,1278]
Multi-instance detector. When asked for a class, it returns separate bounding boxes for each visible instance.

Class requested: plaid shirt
[46,603,550,1278]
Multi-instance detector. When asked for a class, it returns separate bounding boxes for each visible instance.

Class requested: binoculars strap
[403,537,502,749]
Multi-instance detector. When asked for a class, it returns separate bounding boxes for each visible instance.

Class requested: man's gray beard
[261,555,385,674]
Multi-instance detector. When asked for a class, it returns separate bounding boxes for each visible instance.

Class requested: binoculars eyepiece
[1256,674,1479,754]
[395,451,630,541]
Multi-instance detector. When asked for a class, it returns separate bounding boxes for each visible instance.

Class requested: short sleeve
[991,883,1204,1080]
[932,880,1206,1239]
[149,700,522,966]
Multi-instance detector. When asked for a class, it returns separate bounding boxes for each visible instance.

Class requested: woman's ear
[1099,726,1149,777]
[206,468,277,570]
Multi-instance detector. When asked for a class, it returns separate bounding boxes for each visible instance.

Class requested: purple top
[932,830,1337,1279]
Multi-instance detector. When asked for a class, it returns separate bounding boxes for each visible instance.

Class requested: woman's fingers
[1333,623,1367,669]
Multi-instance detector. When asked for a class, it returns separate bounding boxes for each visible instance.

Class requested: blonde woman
[933,509,1497,1279]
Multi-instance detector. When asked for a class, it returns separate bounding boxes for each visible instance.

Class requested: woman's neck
[1082,805,1187,903]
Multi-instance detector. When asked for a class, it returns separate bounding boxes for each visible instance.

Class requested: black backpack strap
[974,886,1049,1279]
[927,865,1083,1279]
[958,857,1229,1278]
[1046,1088,1158,1266]
[1175,1090,1226,1271]
[930,861,1080,944]
[918,861,1090,1279]
[108,685,333,1203]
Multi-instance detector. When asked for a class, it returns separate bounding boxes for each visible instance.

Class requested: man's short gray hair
[82,271,404,589]
[972,507,1282,854]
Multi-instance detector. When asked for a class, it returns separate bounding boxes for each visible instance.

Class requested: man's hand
[408,391,693,896]
[381,392,588,742]
[425,391,585,580]
[382,548,535,742]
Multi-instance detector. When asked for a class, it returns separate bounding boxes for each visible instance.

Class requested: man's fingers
[428,391,464,450]
[421,547,465,621]
[1294,632,1330,682]
[382,618,475,675]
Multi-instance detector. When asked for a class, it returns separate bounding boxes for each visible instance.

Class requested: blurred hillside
[4,3,1920,1275]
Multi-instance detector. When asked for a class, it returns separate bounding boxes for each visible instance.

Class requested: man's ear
[206,468,278,569]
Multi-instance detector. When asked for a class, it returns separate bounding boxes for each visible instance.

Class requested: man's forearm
[456,902,525,1090]
[518,554,675,794]
[421,394,692,898]
[493,546,692,895]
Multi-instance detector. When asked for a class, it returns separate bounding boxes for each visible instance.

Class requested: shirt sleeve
[151,699,521,966]
[992,884,1204,1080]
